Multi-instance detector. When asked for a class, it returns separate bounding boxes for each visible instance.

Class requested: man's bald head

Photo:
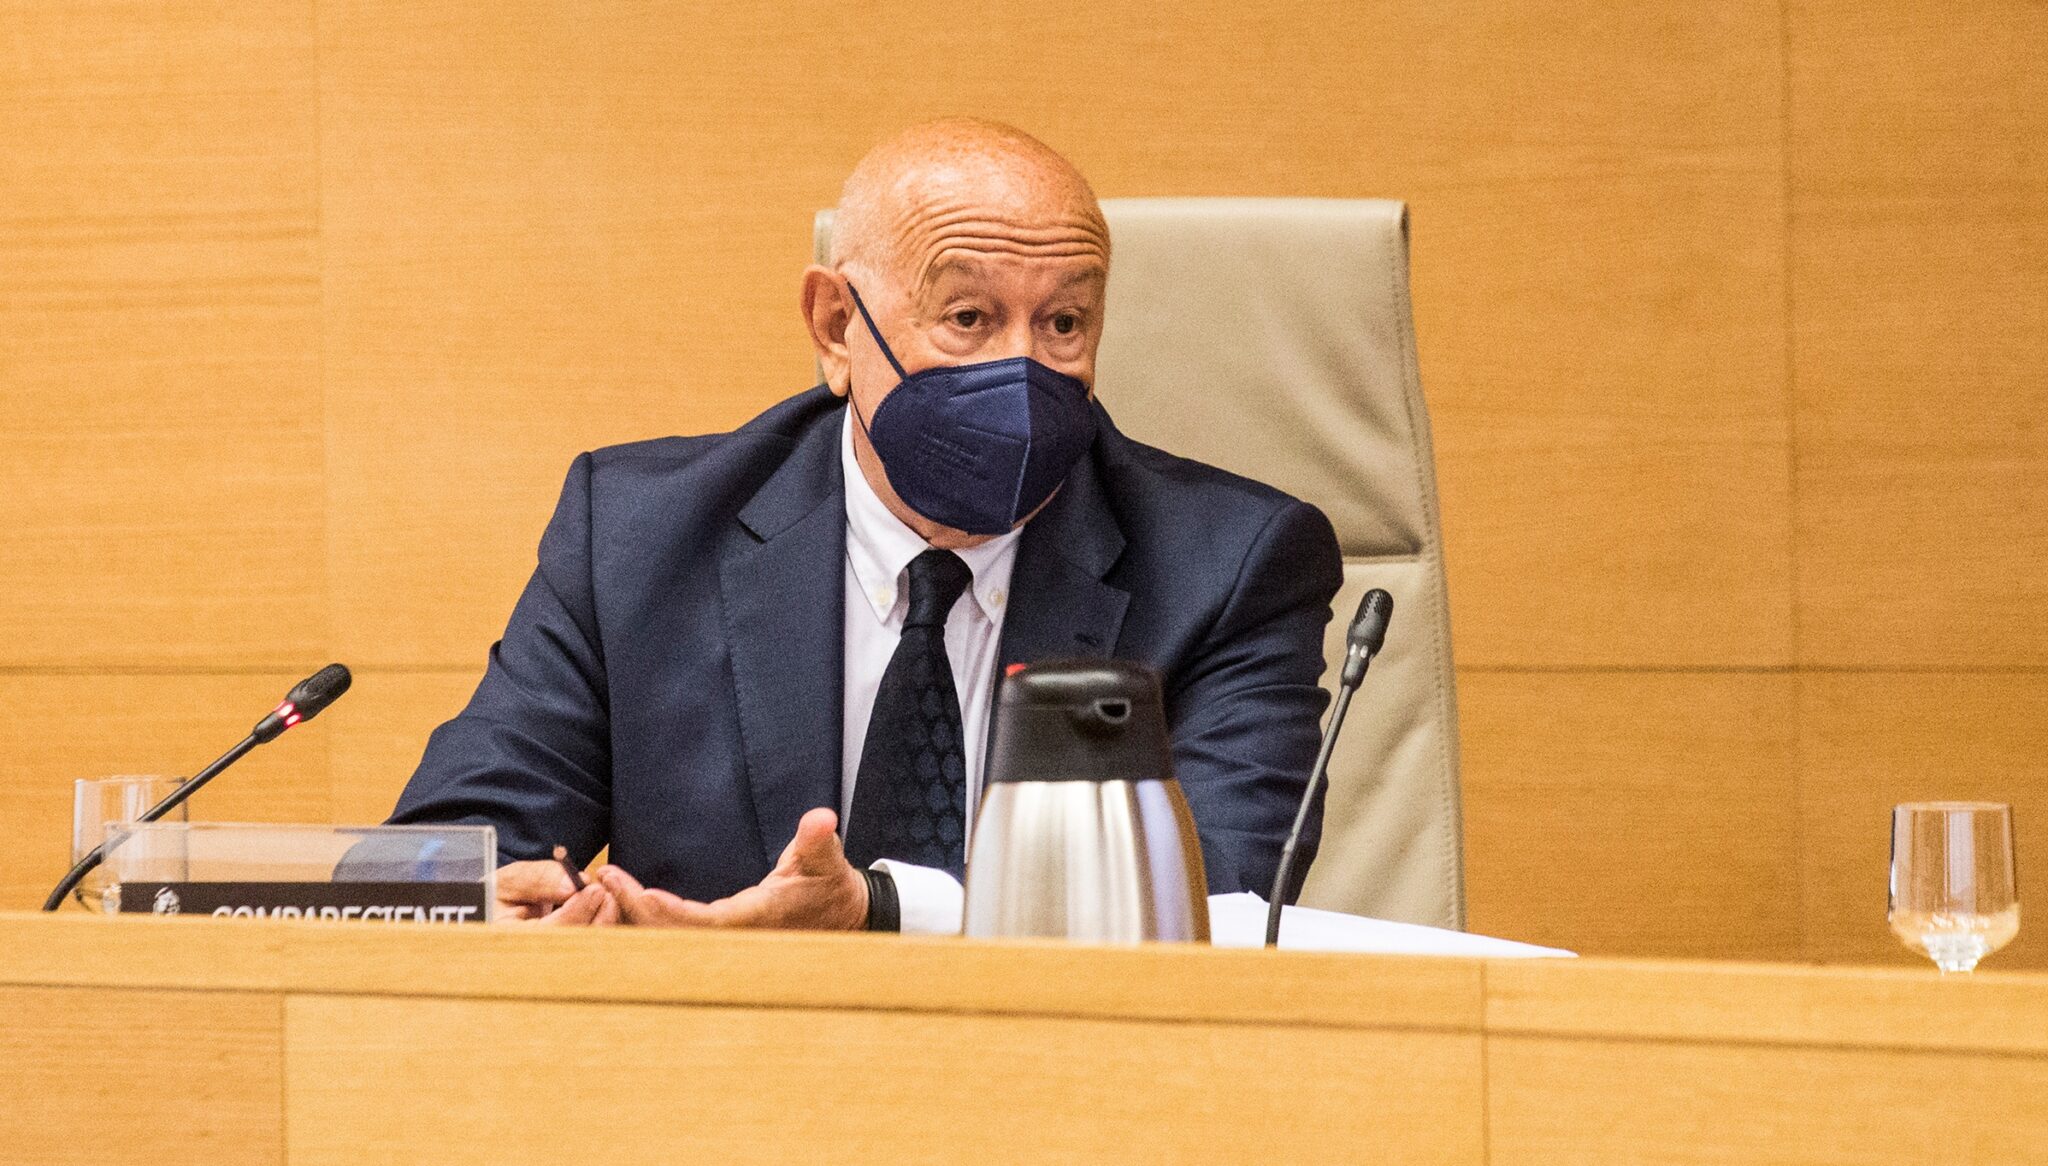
[831,118,1109,291]
[801,119,1112,548]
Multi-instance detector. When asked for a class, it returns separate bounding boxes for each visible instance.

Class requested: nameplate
[117,880,488,923]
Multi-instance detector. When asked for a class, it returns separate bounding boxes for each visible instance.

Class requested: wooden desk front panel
[6,918,2048,1164]
[0,985,283,1166]
[1490,1035,2048,1165]
[285,996,1483,1165]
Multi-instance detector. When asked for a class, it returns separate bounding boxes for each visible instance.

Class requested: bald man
[389,120,1343,931]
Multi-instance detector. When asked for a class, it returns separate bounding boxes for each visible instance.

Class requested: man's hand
[493,859,619,925]
[596,807,868,930]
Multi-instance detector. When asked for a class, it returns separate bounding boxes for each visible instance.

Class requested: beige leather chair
[814,198,1464,928]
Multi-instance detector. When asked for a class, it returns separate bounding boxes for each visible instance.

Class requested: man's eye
[950,309,982,328]
[1051,313,1079,335]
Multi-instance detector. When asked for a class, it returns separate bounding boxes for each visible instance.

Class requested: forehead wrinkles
[888,202,1110,298]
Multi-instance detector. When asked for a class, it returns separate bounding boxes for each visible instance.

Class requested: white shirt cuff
[869,860,963,935]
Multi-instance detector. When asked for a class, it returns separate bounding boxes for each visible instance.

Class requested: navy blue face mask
[845,282,1096,536]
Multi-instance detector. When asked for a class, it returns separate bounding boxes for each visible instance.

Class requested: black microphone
[1265,590,1392,947]
[251,663,353,743]
[42,664,352,912]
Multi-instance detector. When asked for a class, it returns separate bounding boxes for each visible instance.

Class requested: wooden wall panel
[1400,6,1792,670]
[0,985,283,1166]
[327,669,483,824]
[287,994,1484,1164]
[0,675,333,910]
[316,2,840,666]
[1789,0,2048,666]
[1459,671,1800,958]
[0,1,324,668]
[1799,673,2048,970]
[317,0,1789,671]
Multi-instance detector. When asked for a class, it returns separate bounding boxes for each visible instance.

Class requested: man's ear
[800,265,852,396]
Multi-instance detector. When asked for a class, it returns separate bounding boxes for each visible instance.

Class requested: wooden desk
[3,912,2043,1164]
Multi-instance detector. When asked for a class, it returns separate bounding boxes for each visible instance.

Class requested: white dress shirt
[840,411,1019,933]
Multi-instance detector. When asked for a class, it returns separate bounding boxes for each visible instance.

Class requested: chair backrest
[814,198,1464,928]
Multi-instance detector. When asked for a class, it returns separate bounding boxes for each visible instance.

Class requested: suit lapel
[999,433,1130,668]
[719,398,1130,867]
[719,410,846,870]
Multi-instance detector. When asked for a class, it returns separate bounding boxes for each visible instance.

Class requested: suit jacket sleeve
[387,453,612,865]
[1167,498,1343,902]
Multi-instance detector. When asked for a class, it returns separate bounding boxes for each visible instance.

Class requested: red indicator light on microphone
[1005,663,1027,676]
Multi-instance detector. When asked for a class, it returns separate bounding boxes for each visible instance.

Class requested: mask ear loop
[845,281,912,382]
[841,281,910,443]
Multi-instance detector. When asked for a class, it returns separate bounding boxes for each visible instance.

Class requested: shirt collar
[841,408,1020,627]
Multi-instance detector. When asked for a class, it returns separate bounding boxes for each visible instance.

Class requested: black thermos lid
[986,659,1174,784]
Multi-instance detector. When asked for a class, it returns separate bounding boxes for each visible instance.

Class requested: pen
[551,844,587,893]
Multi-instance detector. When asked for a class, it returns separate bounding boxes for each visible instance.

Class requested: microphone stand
[1264,684,1357,947]
[42,663,351,913]
[1265,589,1391,948]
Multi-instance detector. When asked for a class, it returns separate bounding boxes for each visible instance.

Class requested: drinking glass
[1888,801,2020,973]
[71,776,184,911]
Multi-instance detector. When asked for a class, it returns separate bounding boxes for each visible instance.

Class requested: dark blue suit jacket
[390,386,1343,902]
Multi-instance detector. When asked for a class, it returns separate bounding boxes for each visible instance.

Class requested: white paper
[1206,892,1575,958]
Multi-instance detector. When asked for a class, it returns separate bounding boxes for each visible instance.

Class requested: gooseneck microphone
[1265,590,1392,947]
[42,664,352,912]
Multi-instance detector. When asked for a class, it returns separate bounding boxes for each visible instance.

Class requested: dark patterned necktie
[845,548,974,876]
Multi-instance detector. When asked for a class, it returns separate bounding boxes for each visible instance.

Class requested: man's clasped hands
[495,807,869,930]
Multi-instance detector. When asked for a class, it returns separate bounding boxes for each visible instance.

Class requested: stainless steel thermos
[962,659,1210,942]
